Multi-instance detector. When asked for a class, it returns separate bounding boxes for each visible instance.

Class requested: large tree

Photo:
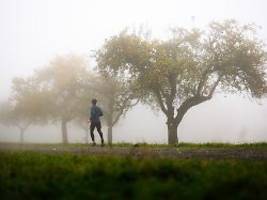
[35,55,93,144]
[96,20,267,145]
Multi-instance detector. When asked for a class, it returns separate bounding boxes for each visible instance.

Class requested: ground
[0,143,267,199]
[1,142,267,159]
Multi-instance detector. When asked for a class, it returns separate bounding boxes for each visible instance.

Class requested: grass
[0,151,267,199]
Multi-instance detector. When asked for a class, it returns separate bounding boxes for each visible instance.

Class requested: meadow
[0,143,267,199]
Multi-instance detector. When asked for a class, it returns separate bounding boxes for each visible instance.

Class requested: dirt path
[1,143,267,160]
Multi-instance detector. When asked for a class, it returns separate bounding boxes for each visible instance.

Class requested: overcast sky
[0,0,266,143]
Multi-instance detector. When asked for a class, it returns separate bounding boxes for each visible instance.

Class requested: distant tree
[0,77,48,143]
[93,75,139,145]
[35,55,93,144]
[0,102,30,143]
[96,20,267,145]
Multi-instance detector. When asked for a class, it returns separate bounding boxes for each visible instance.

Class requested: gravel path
[1,143,267,160]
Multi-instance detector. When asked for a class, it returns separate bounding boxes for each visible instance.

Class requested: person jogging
[89,98,104,146]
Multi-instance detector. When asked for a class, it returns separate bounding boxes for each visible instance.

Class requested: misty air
[0,0,267,199]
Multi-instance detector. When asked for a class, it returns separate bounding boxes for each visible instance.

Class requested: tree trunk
[168,124,178,145]
[61,120,68,144]
[167,118,178,145]
[107,126,112,145]
[20,128,25,144]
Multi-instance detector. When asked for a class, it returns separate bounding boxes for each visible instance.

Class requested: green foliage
[0,151,267,199]
[204,20,267,97]
[97,20,266,107]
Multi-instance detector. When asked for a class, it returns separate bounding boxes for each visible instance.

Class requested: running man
[89,98,104,146]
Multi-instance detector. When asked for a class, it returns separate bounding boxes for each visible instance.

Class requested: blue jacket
[90,105,103,123]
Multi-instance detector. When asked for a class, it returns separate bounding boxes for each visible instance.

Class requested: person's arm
[99,107,103,117]
[88,107,92,122]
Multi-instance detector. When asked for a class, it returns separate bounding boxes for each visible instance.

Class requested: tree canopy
[96,20,267,144]
[0,76,48,143]
[33,55,94,143]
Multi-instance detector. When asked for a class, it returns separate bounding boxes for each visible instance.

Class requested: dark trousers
[90,121,104,143]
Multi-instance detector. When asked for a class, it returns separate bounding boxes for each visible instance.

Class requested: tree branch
[166,72,177,113]
[206,75,222,98]
[174,74,222,124]
[153,88,168,115]
[16,120,31,132]
[112,95,133,126]
[112,109,124,126]
[130,99,140,107]
[168,73,177,103]
[175,95,210,123]
[197,69,209,95]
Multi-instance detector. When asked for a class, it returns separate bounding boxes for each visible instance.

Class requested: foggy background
[0,0,266,144]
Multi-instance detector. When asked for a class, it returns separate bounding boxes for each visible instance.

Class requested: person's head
[91,98,97,105]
